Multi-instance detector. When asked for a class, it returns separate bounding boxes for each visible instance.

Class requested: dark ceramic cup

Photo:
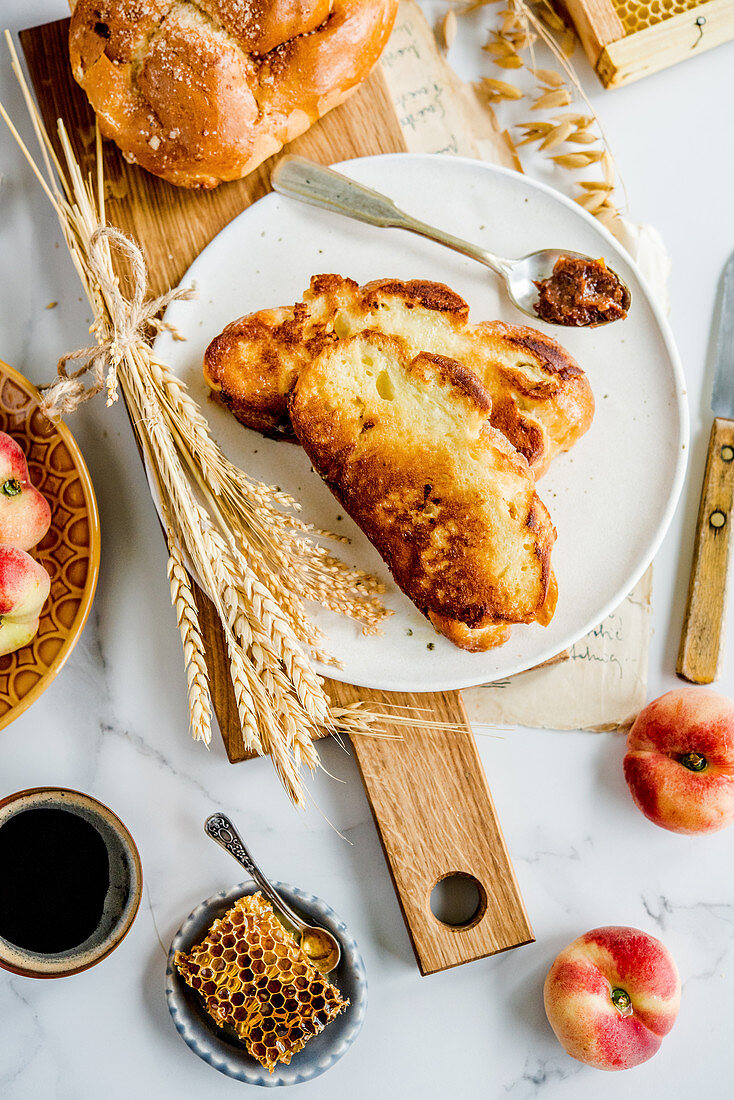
[0,787,142,978]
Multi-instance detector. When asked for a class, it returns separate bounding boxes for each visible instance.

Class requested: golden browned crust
[426,615,512,652]
[360,279,470,318]
[204,303,322,436]
[429,567,557,650]
[203,274,594,474]
[411,351,492,413]
[69,1,399,189]
[289,330,557,650]
[474,319,593,475]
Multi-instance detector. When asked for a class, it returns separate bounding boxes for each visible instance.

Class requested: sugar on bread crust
[289,330,558,651]
[204,274,594,476]
[68,1,398,189]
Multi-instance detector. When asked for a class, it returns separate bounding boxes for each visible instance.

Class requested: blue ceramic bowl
[166,880,367,1087]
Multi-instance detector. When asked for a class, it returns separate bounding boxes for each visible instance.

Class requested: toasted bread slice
[289,330,557,651]
[204,274,594,476]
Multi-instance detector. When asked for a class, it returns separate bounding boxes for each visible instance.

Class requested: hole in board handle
[429,873,487,931]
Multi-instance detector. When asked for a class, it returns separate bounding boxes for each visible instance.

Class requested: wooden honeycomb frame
[562,0,734,86]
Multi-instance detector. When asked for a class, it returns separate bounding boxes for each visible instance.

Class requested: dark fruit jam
[534,256,630,327]
[0,808,109,953]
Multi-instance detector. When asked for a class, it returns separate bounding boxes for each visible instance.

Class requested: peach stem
[679,751,707,772]
[610,987,633,1016]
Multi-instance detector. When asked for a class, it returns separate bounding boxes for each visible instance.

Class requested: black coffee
[0,807,110,954]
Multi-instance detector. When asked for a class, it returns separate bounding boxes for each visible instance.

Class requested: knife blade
[711,252,734,418]
[678,250,734,683]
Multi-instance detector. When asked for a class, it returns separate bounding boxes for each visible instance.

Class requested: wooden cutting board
[21,17,533,975]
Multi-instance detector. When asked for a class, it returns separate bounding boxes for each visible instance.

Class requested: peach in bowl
[0,361,100,728]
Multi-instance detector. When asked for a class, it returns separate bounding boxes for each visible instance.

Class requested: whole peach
[624,688,734,834]
[0,546,50,656]
[0,431,51,551]
[544,926,680,1071]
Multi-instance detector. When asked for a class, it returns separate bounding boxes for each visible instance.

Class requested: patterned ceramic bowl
[0,361,100,728]
[166,881,367,1087]
[0,787,142,978]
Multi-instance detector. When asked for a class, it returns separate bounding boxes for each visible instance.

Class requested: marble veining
[502,1056,582,1097]
[1,1,734,1098]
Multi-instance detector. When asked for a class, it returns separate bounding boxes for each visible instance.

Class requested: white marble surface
[1,3,734,1098]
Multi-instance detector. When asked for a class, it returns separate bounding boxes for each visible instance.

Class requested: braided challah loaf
[68,1,399,188]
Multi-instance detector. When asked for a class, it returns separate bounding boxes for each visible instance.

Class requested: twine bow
[41,225,197,417]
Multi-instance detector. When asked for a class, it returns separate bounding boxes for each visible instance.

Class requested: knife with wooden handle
[678,252,734,683]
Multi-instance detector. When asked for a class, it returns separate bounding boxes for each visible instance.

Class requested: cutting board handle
[346,688,534,975]
[677,417,734,683]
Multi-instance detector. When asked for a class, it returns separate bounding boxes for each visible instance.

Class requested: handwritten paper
[464,571,652,731]
[380,1,657,731]
[380,3,516,167]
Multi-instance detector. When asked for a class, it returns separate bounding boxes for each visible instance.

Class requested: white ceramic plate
[155,154,688,692]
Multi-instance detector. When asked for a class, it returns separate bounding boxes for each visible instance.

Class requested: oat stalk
[450,0,627,228]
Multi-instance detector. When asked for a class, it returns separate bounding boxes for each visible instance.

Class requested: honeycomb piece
[611,0,706,35]
[174,893,348,1072]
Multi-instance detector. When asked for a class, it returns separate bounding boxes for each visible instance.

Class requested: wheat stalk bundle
[0,32,405,806]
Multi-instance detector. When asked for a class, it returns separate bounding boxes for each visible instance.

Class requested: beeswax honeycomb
[174,893,348,1072]
[611,0,706,34]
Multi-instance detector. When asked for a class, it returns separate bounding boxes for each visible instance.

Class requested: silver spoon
[271,155,631,327]
[204,812,341,974]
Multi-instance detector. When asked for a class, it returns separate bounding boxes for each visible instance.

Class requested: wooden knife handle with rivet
[677,418,734,683]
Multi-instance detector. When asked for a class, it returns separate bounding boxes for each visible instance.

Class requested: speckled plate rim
[166,880,367,1087]
[0,361,101,730]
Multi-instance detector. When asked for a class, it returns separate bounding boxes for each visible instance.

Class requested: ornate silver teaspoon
[271,155,631,328]
[204,812,341,974]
